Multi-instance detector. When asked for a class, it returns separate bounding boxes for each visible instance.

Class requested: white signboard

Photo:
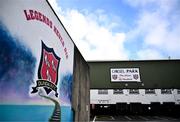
[111,68,141,82]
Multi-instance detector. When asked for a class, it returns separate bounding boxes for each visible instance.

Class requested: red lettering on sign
[24,9,69,59]
[54,26,64,47]
[24,9,53,29]
[29,10,35,19]
[24,10,31,20]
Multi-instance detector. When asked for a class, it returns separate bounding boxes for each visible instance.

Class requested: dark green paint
[88,60,180,89]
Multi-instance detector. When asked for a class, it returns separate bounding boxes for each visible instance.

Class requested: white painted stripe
[139,116,149,121]
[93,116,96,122]
[125,116,132,120]
[110,116,115,120]
[52,115,59,118]
[161,116,175,121]
[154,116,168,120]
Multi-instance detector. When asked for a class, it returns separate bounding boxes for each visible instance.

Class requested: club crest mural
[0,0,74,121]
[31,41,60,97]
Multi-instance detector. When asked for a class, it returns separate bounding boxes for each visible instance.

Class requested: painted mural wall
[0,0,74,121]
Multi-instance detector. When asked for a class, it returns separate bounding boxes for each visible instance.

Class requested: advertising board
[111,68,141,82]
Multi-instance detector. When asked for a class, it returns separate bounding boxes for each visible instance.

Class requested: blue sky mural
[0,22,36,103]
[60,74,73,104]
[0,18,73,121]
[49,0,180,60]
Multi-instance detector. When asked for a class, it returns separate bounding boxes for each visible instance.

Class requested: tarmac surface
[91,115,180,122]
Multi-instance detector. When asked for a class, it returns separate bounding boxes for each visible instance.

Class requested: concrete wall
[72,47,90,121]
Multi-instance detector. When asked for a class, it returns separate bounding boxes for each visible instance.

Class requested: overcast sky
[48,0,180,61]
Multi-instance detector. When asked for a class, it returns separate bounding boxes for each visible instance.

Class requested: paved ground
[91,115,180,121]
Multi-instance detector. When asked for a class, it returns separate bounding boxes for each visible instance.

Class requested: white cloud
[49,0,180,60]
[137,49,163,60]
[48,0,62,14]
[126,0,180,59]
[48,0,128,60]
[126,0,178,13]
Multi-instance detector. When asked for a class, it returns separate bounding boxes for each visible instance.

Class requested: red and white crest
[31,41,60,97]
[38,41,60,95]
